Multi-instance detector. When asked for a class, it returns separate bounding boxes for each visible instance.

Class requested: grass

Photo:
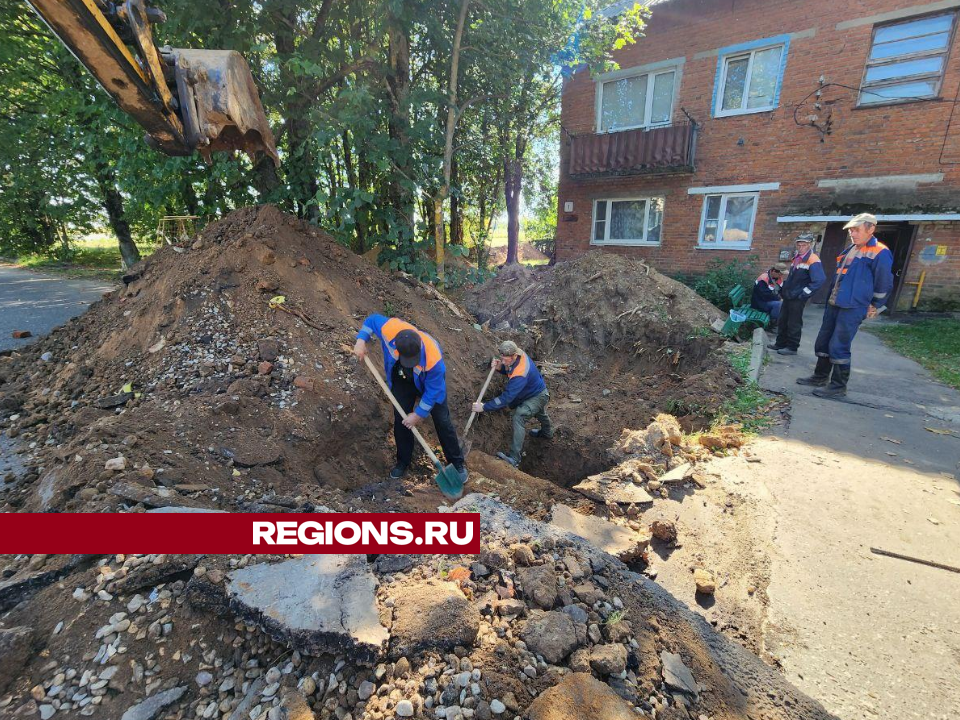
[866,318,960,391]
[11,234,159,280]
[716,345,777,434]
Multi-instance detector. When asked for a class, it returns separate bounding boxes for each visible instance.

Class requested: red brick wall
[557,0,960,287]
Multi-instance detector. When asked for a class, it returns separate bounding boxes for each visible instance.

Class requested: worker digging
[353,314,468,491]
[769,232,826,356]
[470,340,553,468]
[797,213,894,399]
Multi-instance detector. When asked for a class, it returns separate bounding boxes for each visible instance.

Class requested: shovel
[461,362,497,458]
[363,355,464,500]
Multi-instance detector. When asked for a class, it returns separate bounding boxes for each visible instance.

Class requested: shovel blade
[434,463,464,501]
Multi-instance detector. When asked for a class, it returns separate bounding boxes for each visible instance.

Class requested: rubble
[226,555,389,661]
[549,504,649,562]
[0,627,33,692]
[526,673,637,720]
[390,579,480,657]
[120,686,187,720]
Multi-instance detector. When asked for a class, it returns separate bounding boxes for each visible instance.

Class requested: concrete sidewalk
[762,304,960,473]
[749,304,960,720]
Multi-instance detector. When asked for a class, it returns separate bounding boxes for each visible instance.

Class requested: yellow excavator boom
[26,0,279,165]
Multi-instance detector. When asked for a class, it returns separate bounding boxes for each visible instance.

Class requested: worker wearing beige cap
[471,340,552,468]
[797,213,893,398]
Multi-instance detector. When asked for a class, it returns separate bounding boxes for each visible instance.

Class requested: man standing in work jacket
[353,314,467,482]
[471,340,552,468]
[770,232,826,355]
[797,214,893,399]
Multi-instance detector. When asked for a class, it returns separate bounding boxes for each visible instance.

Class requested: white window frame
[696,192,760,250]
[858,11,958,107]
[594,58,683,133]
[714,43,785,117]
[591,197,664,247]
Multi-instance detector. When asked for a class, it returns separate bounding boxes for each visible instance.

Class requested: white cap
[843,213,877,230]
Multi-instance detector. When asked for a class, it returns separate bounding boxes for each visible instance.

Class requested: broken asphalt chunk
[226,555,388,662]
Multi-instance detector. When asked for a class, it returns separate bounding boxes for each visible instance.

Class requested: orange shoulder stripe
[418,331,443,371]
[381,317,415,342]
[510,352,530,379]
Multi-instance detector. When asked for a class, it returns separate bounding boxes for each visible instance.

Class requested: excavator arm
[26,0,279,165]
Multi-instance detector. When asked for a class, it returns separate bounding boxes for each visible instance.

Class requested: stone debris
[227,555,389,661]
[693,568,717,595]
[526,673,638,720]
[550,504,650,562]
[650,519,678,544]
[0,626,33,692]
[572,474,654,506]
[390,579,481,657]
[120,686,187,720]
[660,650,699,699]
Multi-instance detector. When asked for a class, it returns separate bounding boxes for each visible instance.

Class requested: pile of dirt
[465,252,723,347]
[463,254,739,483]
[0,497,833,720]
[0,205,514,514]
[487,242,550,266]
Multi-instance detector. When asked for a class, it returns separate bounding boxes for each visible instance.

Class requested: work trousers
[775,297,808,351]
[754,299,782,322]
[509,389,552,462]
[813,303,868,365]
[390,364,464,469]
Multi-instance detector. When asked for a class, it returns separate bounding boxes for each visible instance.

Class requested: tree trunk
[342,130,366,253]
[449,156,463,248]
[181,178,200,217]
[94,159,140,269]
[435,0,471,285]
[504,135,526,266]
[386,9,415,247]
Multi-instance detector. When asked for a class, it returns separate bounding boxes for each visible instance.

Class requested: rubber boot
[813,364,850,399]
[796,357,832,386]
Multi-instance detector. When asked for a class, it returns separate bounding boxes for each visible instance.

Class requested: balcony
[568,123,697,178]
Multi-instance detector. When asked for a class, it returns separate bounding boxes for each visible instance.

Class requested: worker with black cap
[353,314,466,482]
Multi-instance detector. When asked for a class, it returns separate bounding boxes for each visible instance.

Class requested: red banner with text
[0,513,481,554]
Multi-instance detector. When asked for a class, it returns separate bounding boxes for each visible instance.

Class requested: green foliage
[716,346,775,434]
[1,0,656,274]
[868,319,960,391]
[675,257,761,311]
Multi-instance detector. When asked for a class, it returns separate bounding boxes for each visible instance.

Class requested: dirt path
[0,264,114,352]
[644,306,960,720]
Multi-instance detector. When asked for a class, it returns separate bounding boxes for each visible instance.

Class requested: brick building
[556,0,960,309]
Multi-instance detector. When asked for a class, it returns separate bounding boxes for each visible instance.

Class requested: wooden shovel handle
[363,355,442,467]
[464,362,498,437]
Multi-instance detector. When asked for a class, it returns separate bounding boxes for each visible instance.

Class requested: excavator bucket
[165,49,280,166]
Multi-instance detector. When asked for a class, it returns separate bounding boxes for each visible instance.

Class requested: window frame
[714,43,786,117]
[858,11,958,107]
[696,192,760,250]
[594,58,683,133]
[591,196,665,247]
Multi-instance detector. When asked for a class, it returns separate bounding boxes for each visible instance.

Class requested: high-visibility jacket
[751,272,782,308]
[483,350,547,411]
[830,238,894,309]
[357,314,447,417]
[782,249,826,300]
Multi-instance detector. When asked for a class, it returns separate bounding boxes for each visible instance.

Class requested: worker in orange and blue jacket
[750,266,784,321]
[797,214,894,399]
[353,315,466,482]
[471,340,552,468]
[770,232,826,355]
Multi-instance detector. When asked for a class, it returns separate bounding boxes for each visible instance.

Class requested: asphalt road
[0,264,115,352]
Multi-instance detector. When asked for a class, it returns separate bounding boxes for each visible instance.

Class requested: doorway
[810,221,915,308]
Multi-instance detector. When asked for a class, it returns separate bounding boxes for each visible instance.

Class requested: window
[592,198,664,246]
[697,193,758,249]
[598,69,677,132]
[860,12,956,106]
[713,37,789,117]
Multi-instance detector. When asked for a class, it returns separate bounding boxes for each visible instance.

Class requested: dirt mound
[487,242,550,266]
[463,253,738,483]
[0,205,508,513]
[466,252,723,347]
